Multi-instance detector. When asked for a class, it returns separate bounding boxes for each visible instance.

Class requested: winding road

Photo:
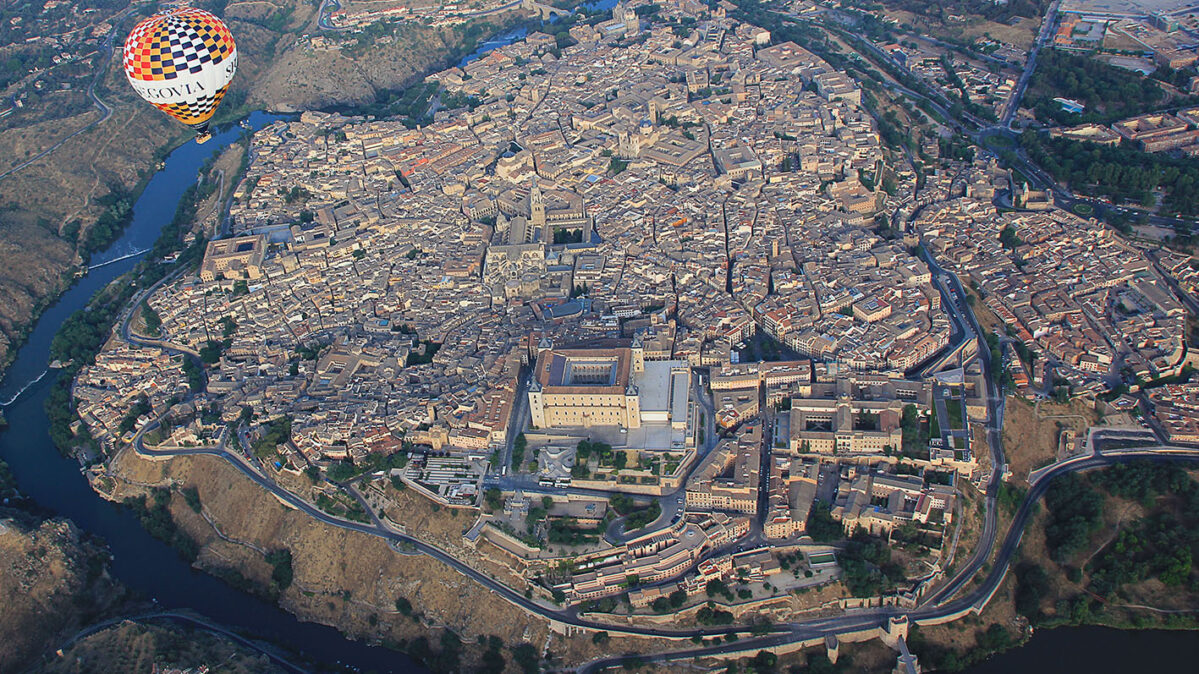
[94,4,1199,669]
[0,6,131,182]
[49,610,308,673]
[129,406,1199,668]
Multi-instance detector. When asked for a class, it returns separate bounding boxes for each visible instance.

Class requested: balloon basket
[195,131,212,145]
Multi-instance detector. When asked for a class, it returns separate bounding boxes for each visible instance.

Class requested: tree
[805,503,843,542]
[748,651,777,672]
[1043,474,1103,562]
[484,487,503,512]
[512,643,540,674]
[395,596,413,615]
[265,548,293,590]
[706,578,733,600]
[669,588,688,608]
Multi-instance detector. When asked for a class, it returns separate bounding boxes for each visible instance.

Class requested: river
[969,625,1199,672]
[2,9,1194,674]
[0,113,424,672]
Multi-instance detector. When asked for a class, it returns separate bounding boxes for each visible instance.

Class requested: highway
[130,422,759,641]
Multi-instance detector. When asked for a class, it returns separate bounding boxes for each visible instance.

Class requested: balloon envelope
[123,7,237,135]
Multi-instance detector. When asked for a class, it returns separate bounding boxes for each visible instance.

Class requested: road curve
[132,435,755,640]
[132,417,1199,663]
[0,7,127,182]
[48,609,307,673]
[577,450,1199,672]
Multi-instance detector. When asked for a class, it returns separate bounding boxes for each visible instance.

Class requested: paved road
[133,391,1199,664]
[579,448,1199,672]
[1002,0,1060,128]
[316,0,346,31]
[131,425,758,640]
[49,610,307,673]
[0,7,129,182]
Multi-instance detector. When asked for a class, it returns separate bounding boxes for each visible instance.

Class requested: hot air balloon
[123,7,237,143]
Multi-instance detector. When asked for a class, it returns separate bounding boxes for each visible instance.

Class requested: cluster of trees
[140,301,162,337]
[706,578,735,601]
[50,282,135,367]
[250,415,293,460]
[1027,50,1164,125]
[839,532,906,597]
[1087,462,1199,596]
[181,356,204,392]
[265,548,293,592]
[1022,131,1199,214]
[122,488,199,562]
[117,394,151,434]
[199,338,230,364]
[547,517,601,546]
[80,190,134,253]
[401,628,472,673]
[984,331,1015,391]
[1016,463,1199,625]
[278,185,311,204]
[0,458,25,506]
[441,90,482,112]
[648,587,690,613]
[552,228,583,244]
[805,502,844,542]
[696,604,735,625]
[900,403,931,457]
[907,622,1015,672]
[1089,512,1195,595]
[1043,473,1104,561]
[1152,63,1199,88]
[353,80,442,128]
[1090,459,1195,504]
[326,449,409,482]
[999,224,1023,250]
[314,491,368,523]
[623,500,661,531]
[852,0,1048,25]
[511,432,528,470]
[606,492,660,530]
[218,315,237,339]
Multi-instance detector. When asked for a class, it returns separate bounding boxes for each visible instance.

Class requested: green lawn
[946,398,964,429]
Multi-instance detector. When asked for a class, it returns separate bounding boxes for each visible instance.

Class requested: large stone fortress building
[529,343,690,430]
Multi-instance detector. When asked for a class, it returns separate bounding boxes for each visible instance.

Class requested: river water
[0,113,423,672]
[2,8,1195,674]
[970,624,1199,672]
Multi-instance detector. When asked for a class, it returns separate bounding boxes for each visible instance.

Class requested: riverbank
[970,624,1199,672]
[0,456,131,672]
[0,10,622,672]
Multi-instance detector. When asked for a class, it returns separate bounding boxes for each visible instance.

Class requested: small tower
[625,382,641,429]
[528,379,545,428]
[530,179,546,230]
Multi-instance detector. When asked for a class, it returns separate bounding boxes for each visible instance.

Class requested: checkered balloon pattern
[123,7,237,128]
